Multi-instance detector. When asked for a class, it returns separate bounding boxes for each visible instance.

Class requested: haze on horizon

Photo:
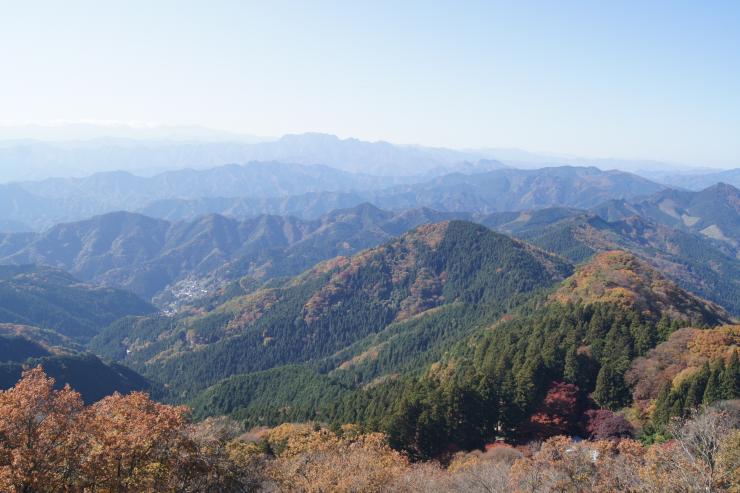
[1,1,739,169]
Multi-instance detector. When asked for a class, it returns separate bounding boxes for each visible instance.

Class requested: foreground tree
[0,367,258,492]
[81,391,192,491]
[0,367,86,492]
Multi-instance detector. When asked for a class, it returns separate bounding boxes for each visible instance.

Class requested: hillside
[187,246,734,450]
[0,265,156,341]
[551,251,731,325]
[627,325,740,413]
[90,221,572,399]
[0,333,151,403]
[362,250,735,454]
[593,183,740,249]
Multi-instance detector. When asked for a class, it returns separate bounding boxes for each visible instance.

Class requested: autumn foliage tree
[0,367,254,493]
[585,409,634,441]
[525,381,581,439]
[0,366,85,492]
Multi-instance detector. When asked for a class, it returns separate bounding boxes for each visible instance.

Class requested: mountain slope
[187,248,733,440]
[0,333,151,403]
[91,221,572,398]
[0,265,156,341]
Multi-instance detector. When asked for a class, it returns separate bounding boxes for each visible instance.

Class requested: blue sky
[1,1,738,167]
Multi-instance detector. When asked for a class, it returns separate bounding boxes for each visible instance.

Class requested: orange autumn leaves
[0,366,192,492]
[1,366,738,492]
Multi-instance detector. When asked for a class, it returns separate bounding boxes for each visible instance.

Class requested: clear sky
[1,0,739,167]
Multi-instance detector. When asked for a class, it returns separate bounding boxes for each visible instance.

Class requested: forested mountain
[185,249,734,456]
[593,182,740,248]
[0,205,465,304]
[90,221,572,400]
[0,264,157,403]
[0,265,155,341]
[2,195,736,319]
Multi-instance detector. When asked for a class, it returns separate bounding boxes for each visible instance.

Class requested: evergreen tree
[702,360,725,405]
[721,350,739,400]
[593,362,629,410]
[686,362,710,409]
[563,345,580,386]
[652,382,672,427]
[632,321,657,356]
[656,314,672,342]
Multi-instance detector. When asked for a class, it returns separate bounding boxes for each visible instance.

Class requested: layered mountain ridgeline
[0,132,505,182]
[593,182,740,249]
[2,193,735,318]
[652,167,740,191]
[480,207,740,314]
[370,166,664,212]
[21,162,411,207]
[136,166,665,223]
[0,164,664,231]
[0,205,465,304]
[0,161,417,230]
[0,265,155,341]
[185,250,735,460]
[89,221,572,402]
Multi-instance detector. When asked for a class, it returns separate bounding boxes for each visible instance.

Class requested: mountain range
[0,133,503,182]
[0,141,737,461]
[1,129,731,183]
[140,165,665,222]
[0,163,667,232]
[1,182,737,316]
